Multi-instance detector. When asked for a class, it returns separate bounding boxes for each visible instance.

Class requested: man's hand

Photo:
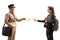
[22,18,26,20]
[16,18,26,21]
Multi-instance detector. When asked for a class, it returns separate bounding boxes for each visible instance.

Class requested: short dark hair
[48,6,54,14]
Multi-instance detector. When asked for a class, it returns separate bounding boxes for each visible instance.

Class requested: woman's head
[47,6,54,14]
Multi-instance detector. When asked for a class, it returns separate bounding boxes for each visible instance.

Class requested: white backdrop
[0,0,60,40]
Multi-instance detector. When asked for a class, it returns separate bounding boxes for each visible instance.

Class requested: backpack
[53,18,59,31]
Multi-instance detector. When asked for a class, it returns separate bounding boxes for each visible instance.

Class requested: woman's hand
[33,19,37,21]
[33,19,38,21]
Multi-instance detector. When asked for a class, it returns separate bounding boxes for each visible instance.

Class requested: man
[5,4,26,40]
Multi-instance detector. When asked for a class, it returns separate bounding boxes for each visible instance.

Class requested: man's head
[8,4,15,11]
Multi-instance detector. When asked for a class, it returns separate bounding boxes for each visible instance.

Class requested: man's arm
[16,18,26,22]
[34,19,45,23]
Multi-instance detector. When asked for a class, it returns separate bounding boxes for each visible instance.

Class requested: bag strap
[3,24,5,27]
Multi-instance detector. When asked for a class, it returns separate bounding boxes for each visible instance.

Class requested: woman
[5,4,26,40]
[34,6,55,40]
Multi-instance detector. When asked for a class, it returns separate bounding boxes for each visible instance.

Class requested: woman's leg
[46,29,53,40]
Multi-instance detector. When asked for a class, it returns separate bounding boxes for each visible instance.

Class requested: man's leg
[9,28,15,40]
[12,27,16,40]
[8,36,11,40]
[8,29,13,40]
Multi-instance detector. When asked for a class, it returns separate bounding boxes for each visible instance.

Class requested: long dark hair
[48,6,55,14]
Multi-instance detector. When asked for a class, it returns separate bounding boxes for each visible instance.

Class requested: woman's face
[47,8,52,14]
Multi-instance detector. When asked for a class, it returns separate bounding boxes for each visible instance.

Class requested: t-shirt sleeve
[5,14,9,22]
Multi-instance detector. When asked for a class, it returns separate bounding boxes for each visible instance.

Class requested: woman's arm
[37,20,45,22]
[49,14,55,23]
[34,19,45,23]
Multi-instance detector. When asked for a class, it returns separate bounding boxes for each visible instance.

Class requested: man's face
[9,7,15,11]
